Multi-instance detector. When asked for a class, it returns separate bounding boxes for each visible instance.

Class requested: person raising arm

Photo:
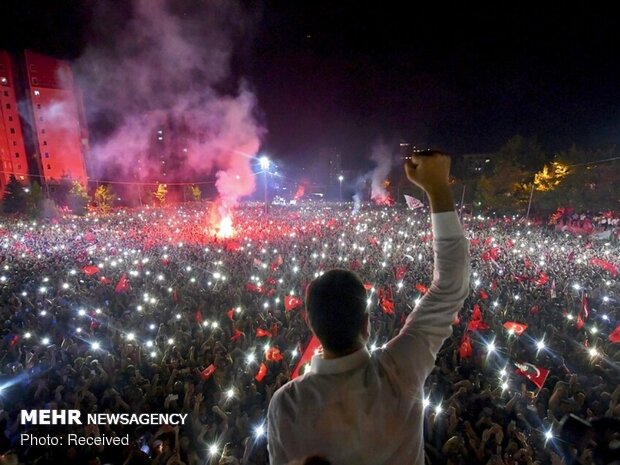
[268,151,470,465]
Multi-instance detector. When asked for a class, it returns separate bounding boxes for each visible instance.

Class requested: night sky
[2,1,619,166]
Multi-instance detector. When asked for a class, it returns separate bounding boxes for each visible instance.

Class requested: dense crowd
[0,202,619,465]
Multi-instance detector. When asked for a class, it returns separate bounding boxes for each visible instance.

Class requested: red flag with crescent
[514,362,549,390]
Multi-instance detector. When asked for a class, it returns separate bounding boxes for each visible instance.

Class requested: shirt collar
[310,347,370,375]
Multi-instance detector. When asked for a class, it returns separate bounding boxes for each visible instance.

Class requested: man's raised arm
[387,151,470,382]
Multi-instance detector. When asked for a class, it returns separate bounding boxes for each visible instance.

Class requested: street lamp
[260,156,270,213]
[338,175,344,202]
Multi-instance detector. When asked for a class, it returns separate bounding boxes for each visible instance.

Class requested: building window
[34,90,40,96]
[44,152,49,158]
[37,104,41,109]
[13,141,17,146]
[8,116,12,121]
[3,91,8,97]
[9,128,15,134]
[32,78,39,85]
[15,153,19,158]
[5,103,10,109]
[47,164,51,170]
[17,164,21,170]
[43,141,47,146]
[41,128,46,134]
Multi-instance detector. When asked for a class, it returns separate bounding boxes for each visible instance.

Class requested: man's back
[269,213,469,465]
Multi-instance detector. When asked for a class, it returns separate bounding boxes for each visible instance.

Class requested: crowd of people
[0,201,618,465]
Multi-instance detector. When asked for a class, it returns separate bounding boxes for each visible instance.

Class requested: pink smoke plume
[369,141,395,205]
[73,0,264,212]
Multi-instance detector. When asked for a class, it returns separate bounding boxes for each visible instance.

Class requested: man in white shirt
[268,151,470,465]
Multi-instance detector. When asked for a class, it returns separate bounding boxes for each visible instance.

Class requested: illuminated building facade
[0,51,30,196]
[23,50,88,186]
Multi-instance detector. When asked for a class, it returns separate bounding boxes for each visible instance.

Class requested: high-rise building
[22,50,88,186]
[0,51,30,195]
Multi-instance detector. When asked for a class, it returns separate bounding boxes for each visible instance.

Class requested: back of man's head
[306,269,367,354]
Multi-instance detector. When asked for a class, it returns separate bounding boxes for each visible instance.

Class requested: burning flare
[217,215,235,238]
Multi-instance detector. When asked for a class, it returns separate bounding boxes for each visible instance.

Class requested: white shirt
[268,211,470,465]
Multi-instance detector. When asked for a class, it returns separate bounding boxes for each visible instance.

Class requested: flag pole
[459,184,466,219]
[525,183,534,220]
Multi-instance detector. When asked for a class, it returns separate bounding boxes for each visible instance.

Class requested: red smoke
[372,194,395,206]
[74,0,263,211]
[293,185,305,201]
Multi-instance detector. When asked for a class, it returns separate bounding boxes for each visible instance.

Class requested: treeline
[0,176,203,218]
[454,136,619,215]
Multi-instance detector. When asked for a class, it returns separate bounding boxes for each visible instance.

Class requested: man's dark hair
[306,269,367,354]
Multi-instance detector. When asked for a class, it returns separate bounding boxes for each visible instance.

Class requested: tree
[1,176,29,215]
[495,135,547,172]
[154,183,167,205]
[190,185,202,202]
[533,162,571,192]
[26,181,44,217]
[68,181,89,215]
[94,185,114,214]
[471,136,548,213]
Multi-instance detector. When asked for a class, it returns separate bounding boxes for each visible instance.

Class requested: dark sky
[2,1,619,165]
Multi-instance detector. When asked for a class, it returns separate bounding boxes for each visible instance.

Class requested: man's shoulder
[269,373,315,412]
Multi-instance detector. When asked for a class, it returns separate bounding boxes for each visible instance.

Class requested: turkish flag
[515,362,549,390]
[246,283,264,294]
[459,333,472,359]
[255,363,268,382]
[394,265,407,281]
[195,310,203,324]
[114,274,130,293]
[467,319,490,331]
[503,321,528,336]
[479,290,489,300]
[472,304,483,321]
[378,288,395,315]
[284,295,303,311]
[536,272,549,286]
[230,328,244,343]
[351,259,362,270]
[581,292,590,320]
[200,364,216,380]
[291,335,321,379]
[363,283,373,291]
[99,276,112,285]
[265,347,284,362]
[226,308,234,320]
[256,328,272,338]
[82,265,99,276]
[576,313,584,330]
[415,283,429,294]
[467,304,489,331]
[609,325,620,343]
